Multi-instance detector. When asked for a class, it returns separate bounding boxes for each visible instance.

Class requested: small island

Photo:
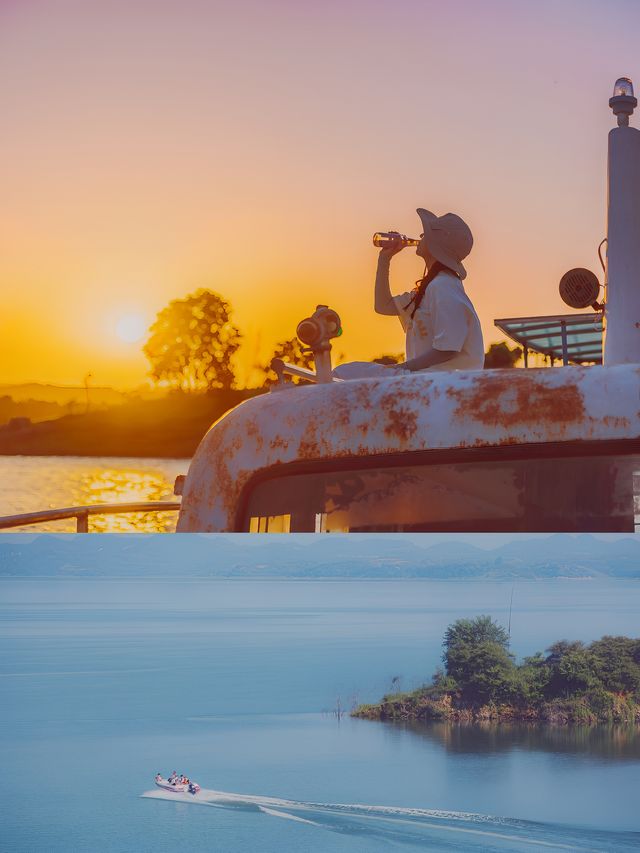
[352,617,640,725]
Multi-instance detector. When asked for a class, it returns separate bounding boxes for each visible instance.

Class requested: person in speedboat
[334,209,484,379]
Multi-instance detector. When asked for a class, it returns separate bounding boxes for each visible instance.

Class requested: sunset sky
[1,0,639,388]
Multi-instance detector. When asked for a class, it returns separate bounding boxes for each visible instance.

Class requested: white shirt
[393,271,484,370]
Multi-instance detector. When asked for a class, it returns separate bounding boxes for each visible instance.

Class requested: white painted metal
[313,350,334,383]
[177,365,640,531]
[604,109,640,364]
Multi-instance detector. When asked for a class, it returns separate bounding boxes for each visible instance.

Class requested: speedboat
[155,774,200,795]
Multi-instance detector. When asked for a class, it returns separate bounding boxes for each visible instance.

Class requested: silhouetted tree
[484,341,522,369]
[372,353,403,366]
[262,337,314,386]
[144,290,241,391]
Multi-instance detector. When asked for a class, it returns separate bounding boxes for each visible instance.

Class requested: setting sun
[115,313,148,344]
[1,0,636,393]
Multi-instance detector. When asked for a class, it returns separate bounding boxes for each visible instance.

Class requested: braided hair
[404,260,460,319]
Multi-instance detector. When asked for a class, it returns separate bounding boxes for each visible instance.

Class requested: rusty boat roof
[177,364,640,531]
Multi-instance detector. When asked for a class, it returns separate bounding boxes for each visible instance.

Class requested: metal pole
[83,373,92,414]
[313,349,333,383]
[560,321,569,366]
[76,511,89,533]
[508,585,515,637]
[604,98,640,364]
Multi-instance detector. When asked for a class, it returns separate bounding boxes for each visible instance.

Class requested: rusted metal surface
[177,365,640,531]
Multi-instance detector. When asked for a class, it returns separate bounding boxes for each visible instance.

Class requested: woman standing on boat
[377,208,484,372]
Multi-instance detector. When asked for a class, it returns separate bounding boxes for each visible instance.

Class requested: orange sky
[1,0,638,388]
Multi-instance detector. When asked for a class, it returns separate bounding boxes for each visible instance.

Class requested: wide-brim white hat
[417,208,473,280]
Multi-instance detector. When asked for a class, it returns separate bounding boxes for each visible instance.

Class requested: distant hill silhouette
[1,533,638,579]
[0,389,260,457]
[0,395,66,426]
[0,383,129,407]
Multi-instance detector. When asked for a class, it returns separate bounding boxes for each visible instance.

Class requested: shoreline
[0,390,259,459]
[352,691,640,726]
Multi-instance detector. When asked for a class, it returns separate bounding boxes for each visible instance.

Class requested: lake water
[0,457,189,532]
[2,577,639,851]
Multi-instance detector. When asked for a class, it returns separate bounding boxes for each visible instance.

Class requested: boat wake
[141,786,639,851]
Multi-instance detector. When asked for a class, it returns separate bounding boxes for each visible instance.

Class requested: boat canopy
[494,313,603,366]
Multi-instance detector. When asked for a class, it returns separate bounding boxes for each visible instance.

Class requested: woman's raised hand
[379,237,405,260]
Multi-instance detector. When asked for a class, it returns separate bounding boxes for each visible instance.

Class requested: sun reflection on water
[72,467,178,533]
[0,457,187,533]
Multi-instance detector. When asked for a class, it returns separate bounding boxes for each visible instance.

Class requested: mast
[604,78,640,365]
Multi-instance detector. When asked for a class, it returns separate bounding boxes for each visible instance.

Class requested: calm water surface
[1,578,639,852]
[0,456,188,532]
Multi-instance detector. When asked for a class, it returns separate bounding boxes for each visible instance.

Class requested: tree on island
[354,617,640,724]
[442,616,515,704]
[144,290,242,391]
[589,635,640,694]
[543,640,597,697]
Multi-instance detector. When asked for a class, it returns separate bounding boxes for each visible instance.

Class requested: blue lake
[1,578,639,852]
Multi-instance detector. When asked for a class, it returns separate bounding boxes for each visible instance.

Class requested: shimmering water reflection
[0,456,188,532]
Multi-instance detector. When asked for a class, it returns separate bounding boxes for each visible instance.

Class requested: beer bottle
[373,231,421,248]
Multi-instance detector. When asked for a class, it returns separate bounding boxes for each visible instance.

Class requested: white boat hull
[155,776,200,794]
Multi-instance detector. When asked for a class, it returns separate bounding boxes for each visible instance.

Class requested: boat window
[243,453,640,533]
[248,513,291,533]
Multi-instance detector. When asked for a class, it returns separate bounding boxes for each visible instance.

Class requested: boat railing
[270,358,321,385]
[270,358,343,386]
[0,501,181,533]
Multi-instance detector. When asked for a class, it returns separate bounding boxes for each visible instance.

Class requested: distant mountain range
[0,534,639,579]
